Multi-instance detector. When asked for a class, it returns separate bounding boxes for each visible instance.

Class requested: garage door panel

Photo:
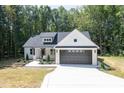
[60,50,92,64]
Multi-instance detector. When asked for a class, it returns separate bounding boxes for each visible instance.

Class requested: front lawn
[0,58,54,88]
[0,67,54,88]
[98,56,124,78]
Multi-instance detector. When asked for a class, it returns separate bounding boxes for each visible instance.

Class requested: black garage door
[60,50,92,64]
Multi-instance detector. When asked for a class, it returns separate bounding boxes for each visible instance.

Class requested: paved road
[42,65,124,88]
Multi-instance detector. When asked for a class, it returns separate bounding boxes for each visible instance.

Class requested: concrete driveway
[42,65,124,88]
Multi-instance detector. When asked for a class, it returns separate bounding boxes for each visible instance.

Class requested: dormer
[42,38,53,43]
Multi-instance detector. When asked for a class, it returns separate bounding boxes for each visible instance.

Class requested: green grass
[98,56,124,78]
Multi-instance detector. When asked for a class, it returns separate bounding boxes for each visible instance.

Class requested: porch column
[55,49,60,64]
[92,49,97,65]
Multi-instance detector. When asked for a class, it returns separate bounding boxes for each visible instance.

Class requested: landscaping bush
[98,61,112,70]
[48,61,52,64]
[98,57,111,70]
[43,56,46,61]
[40,59,44,64]
[100,63,105,70]
[39,55,54,64]
[46,55,50,62]
[16,59,21,62]
[23,59,29,63]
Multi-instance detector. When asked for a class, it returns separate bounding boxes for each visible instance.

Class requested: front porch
[24,48,56,64]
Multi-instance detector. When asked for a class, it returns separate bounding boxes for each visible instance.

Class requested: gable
[57,31,90,43]
[23,29,98,48]
[55,29,99,48]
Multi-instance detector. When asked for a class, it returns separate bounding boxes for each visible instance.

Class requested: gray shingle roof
[57,32,70,42]
[40,32,57,37]
[23,31,91,48]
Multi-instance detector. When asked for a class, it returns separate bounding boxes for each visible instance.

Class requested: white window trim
[43,38,52,43]
[30,48,35,55]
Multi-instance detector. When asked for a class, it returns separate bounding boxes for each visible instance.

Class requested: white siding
[24,48,33,59]
[24,48,41,60]
[55,29,98,47]
[55,49,60,64]
[92,49,97,65]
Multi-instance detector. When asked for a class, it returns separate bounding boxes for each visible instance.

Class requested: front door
[41,48,45,58]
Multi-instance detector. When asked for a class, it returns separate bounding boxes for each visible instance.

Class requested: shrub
[43,56,46,61]
[40,59,44,64]
[46,55,50,62]
[17,59,21,62]
[48,61,52,64]
[101,63,105,70]
[99,62,112,70]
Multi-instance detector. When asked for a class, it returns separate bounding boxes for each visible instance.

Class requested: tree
[0,5,124,60]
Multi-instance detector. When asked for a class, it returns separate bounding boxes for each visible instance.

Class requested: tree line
[0,5,124,60]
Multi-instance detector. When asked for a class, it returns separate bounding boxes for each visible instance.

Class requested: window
[79,50,82,53]
[76,50,79,53]
[72,50,75,53]
[30,49,32,54]
[74,39,77,42]
[68,50,80,53]
[48,39,51,41]
[68,50,71,52]
[44,39,47,41]
[30,48,35,55]
[43,38,52,43]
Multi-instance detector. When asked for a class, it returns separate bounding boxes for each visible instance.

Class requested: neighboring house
[23,29,99,65]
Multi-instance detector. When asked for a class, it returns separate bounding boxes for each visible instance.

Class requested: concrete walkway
[25,60,57,67]
[42,65,124,88]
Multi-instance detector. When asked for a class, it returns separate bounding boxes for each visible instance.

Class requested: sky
[50,5,80,10]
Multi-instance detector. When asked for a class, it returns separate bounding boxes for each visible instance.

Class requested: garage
[60,50,92,64]
[55,29,98,65]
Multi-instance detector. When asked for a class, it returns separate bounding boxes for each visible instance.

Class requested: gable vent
[74,39,77,42]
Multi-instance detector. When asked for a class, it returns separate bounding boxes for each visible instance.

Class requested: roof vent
[74,39,77,42]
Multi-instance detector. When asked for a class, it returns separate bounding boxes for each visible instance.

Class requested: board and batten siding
[24,48,41,59]
[55,29,98,47]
